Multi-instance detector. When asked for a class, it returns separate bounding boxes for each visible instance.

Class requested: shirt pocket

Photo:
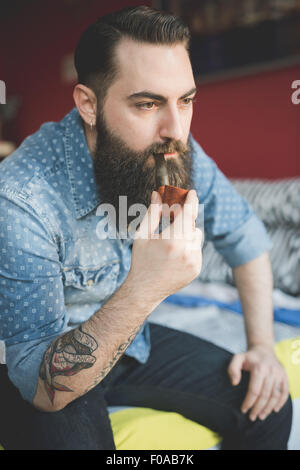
[62,259,120,305]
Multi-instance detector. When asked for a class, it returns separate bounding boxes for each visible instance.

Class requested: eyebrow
[126,87,197,102]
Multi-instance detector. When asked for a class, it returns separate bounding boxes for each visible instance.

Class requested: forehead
[111,38,195,97]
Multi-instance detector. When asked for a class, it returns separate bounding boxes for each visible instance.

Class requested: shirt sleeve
[0,191,69,404]
[189,134,272,268]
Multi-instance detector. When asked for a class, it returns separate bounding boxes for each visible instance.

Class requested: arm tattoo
[39,325,98,404]
[40,322,144,403]
[84,323,143,394]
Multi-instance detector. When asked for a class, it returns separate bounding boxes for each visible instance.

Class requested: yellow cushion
[275,336,300,400]
[109,407,221,450]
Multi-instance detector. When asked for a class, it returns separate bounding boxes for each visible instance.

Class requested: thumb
[135,191,162,240]
[227,353,245,386]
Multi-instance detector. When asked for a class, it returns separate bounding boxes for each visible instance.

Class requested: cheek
[107,107,155,151]
[183,111,193,142]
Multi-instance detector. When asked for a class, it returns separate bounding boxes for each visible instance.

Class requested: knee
[247,394,293,450]
[250,394,293,433]
[270,394,293,432]
[239,372,293,432]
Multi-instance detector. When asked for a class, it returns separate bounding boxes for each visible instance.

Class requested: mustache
[95,109,189,166]
[143,139,189,159]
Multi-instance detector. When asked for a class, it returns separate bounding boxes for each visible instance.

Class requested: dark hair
[74,5,191,103]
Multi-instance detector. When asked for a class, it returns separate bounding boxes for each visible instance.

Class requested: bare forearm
[33,277,160,412]
[233,251,274,349]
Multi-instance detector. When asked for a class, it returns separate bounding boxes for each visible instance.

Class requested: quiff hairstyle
[74,5,191,104]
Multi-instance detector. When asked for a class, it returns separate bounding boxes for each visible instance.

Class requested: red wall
[0,0,151,140]
[1,1,299,179]
[192,65,300,178]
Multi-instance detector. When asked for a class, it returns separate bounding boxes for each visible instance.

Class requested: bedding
[164,278,300,326]
[200,178,300,296]
[230,178,300,228]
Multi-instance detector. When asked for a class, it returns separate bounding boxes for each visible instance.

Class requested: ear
[73,84,97,128]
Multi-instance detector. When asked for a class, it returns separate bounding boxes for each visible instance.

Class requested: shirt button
[87,280,94,287]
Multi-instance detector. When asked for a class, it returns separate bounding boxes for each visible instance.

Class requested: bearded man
[0,6,292,450]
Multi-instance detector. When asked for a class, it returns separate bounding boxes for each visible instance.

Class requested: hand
[128,189,203,303]
[227,344,289,421]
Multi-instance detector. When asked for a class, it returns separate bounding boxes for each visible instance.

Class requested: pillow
[274,336,300,400]
[200,226,300,296]
[109,407,221,450]
[200,178,300,296]
[231,178,300,228]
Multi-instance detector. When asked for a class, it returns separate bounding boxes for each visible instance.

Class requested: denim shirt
[0,107,272,403]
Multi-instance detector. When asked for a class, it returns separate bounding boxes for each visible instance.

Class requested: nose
[158,105,183,142]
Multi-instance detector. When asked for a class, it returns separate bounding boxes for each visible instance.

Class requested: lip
[164,152,177,159]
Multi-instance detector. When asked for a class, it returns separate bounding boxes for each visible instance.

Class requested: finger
[240,368,264,414]
[187,230,203,255]
[274,378,290,413]
[175,189,198,227]
[258,378,286,420]
[192,228,203,245]
[183,189,199,227]
[135,191,162,239]
[248,376,275,421]
[227,353,245,386]
[161,190,199,240]
[188,189,199,221]
[160,204,187,240]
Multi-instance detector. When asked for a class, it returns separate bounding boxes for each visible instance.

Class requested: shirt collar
[62,107,101,220]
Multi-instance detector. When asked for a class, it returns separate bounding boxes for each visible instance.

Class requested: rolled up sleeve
[190,134,272,268]
[212,214,272,268]
[0,192,68,404]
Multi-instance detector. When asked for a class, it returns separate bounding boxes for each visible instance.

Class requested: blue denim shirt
[0,107,272,403]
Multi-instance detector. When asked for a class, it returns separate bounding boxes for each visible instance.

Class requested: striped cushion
[200,178,300,296]
[231,178,300,228]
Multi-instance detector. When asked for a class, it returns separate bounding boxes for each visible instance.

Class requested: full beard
[92,110,194,231]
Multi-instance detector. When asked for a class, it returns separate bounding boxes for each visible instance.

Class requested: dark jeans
[0,323,293,450]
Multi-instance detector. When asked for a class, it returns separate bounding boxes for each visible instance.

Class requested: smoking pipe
[154,153,189,222]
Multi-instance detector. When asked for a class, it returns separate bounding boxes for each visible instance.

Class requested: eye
[182,97,197,106]
[136,102,156,110]
[135,97,197,111]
